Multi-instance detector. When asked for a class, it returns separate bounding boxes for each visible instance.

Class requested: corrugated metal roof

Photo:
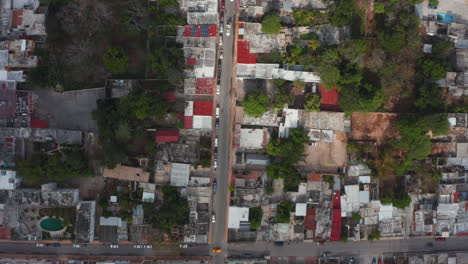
[155,129,179,143]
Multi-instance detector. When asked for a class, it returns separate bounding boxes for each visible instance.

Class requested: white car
[212,214,216,223]
[216,107,220,118]
[179,244,188,248]
[36,243,45,247]
[72,244,81,248]
[110,244,119,249]
[216,85,220,95]
[134,244,143,249]
[226,28,231,36]
[144,244,153,249]
[214,137,218,147]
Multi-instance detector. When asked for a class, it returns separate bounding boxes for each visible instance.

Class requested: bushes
[418,58,447,80]
[304,93,321,111]
[103,46,129,74]
[276,201,293,223]
[261,13,281,34]
[328,0,356,26]
[293,10,328,26]
[249,207,263,230]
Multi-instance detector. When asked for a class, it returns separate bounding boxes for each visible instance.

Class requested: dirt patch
[69,175,105,200]
[299,131,347,173]
[350,113,399,144]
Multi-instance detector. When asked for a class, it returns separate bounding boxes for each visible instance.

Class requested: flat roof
[228,207,249,229]
[170,163,190,187]
[239,128,265,149]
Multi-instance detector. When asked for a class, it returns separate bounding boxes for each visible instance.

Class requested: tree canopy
[150,186,189,232]
[261,13,281,34]
[103,46,129,74]
[304,93,321,111]
[17,151,89,186]
[276,201,293,223]
[249,207,263,230]
[243,91,269,117]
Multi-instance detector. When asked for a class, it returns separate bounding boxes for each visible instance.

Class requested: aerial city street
[0,0,468,263]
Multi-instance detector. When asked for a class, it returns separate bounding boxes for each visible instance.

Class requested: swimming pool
[436,13,454,24]
[40,218,64,232]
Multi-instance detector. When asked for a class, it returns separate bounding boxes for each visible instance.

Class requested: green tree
[119,94,169,120]
[261,13,281,34]
[368,229,381,240]
[249,207,263,230]
[351,212,361,222]
[339,83,384,114]
[304,93,321,111]
[328,0,355,26]
[392,191,412,209]
[150,186,189,232]
[419,58,447,80]
[421,114,449,136]
[318,64,341,89]
[243,91,269,117]
[103,46,129,74]
[378,30,406,53]
[17,151,89,186]
[414,83,445,113]
[276,201,293,223]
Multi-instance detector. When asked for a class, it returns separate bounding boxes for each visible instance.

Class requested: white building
[0,169,20,190]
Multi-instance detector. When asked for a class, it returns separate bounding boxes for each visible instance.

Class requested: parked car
[220,11,224,21]
[212,214,216,223]
[134,244,143,249]
[72,244,81,248]
[216,85,220,95]
[110,244,119,249]
[216,119,220,128]
[220,0,225,11]
[226,28,231,36]
[435,237,446,241]
[36,243,45,247]
[215,137,218,147]
[219,52,223,59]
[214,160,217,169]
[219,22,224,34]
[308,141,317,146]
[216,106,220,118]
[144,245,152,249]
[179,244,188,248]
[213,182,217,193]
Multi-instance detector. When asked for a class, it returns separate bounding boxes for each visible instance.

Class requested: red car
[435,237,446,241]
[220,11,224,21]
[220,0,225,11]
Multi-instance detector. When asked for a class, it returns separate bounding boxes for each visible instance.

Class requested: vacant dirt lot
[350,113,399,144]
[300,131,347,173]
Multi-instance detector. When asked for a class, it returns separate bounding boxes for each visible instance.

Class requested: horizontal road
[1,237,468,258]
[0,242,209,257]
[228,237,468,258]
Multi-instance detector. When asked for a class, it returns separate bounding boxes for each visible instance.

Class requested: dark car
[220,11,224,21]
[213,182,217,193]
[435,237,446,241]
[215,119,220,128]
[220,0,225,11]
[274,242,284,247]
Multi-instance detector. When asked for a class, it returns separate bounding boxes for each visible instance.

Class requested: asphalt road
[228,237,468,259]
[210,0,237,263]
[0,243,209,257]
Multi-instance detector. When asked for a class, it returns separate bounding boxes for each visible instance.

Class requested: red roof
[11,10,23,28]
[304,208,316,230]
[155,130,179,143]
[0,227,11,239]
[319,84,339,111]
[193,101,213,116]
[237,40,257,64]
[30,120,48,129]
[162,91,176,102]
[308,174,321,182]
[333,191,341,209]
[184,116,193,129]
[196,78,216,94]
[330,209,342,241]
[186,58,197,66]
[182,25,217,37]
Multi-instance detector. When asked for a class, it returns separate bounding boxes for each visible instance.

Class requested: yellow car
[212,248,222,253]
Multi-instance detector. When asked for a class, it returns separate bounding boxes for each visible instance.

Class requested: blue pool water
[436,13,454,24]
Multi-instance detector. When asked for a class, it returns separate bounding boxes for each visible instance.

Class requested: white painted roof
[170,163,190,187]
[359,191,369,203]
[240,128,264,149]
[284,108,298,128]
[379,204,393,221]
[228,207,249,229]
[295,203,307,216]
[0,169,20,190]
[193,115,212,129]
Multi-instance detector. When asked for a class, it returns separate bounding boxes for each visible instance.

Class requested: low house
[155,130,180,143]
[0,169,20,190]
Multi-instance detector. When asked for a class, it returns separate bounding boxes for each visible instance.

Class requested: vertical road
[211,0,236,263]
